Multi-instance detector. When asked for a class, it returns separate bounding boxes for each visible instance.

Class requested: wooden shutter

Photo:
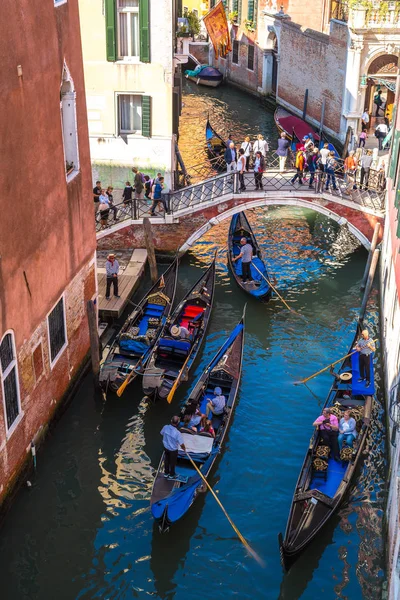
[105,0,116,62]
[389,130,400,180]
[142,96,151,137]
[139,0,150,63]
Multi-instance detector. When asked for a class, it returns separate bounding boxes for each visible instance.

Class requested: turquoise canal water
[0,84,386,599]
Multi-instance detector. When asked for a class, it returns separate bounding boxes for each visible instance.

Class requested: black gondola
[151,311,245,532]
[142,257,216,402]
[99,259,178,394]
[228,211,273,300]
[279,320,375,569]
[205,118,226,163]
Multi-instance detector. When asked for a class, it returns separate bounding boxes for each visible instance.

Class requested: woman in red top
[199,417,215,438]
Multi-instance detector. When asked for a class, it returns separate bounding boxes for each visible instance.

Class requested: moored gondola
[151,311,245,532]
[142,257,216,402]
[99,258,178,395]
[279,320,374,570]
[274,106,339,157]
[228,211,273,300]
[205,118,226,163]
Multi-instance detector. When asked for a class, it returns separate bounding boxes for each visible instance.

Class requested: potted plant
[185,9,201,41]
[244,19,255,32]
[228,10,238,25]
[177,25,190,38]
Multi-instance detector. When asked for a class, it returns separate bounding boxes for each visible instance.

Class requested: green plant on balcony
[244,19,255,32]
[228,10,238,24]
[184,9,201,40]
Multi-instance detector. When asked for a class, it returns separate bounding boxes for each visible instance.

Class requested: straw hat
[108,253,115,259]
[339,372,352,382]
[171,325,181,338]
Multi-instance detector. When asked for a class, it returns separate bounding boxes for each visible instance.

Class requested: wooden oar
[116,364,139,397]
[293,338,378,386]
[185,452,265,567]
[250,261,298,315]
[166,352,191,404]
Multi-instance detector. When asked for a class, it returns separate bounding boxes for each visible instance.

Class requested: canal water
[0,84,387,600]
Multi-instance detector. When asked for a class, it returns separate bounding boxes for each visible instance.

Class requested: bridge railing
[96,166,385,233]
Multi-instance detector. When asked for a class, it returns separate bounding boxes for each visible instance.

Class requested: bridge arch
[178,198,371,253]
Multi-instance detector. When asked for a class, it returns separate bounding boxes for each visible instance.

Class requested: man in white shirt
[375,122,388,151]
[206,387,226,418]
[361,110,369,131]
[319,143,330,169]
[232,237,254,283]
[160,416,186,479]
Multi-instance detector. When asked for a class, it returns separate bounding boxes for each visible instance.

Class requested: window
[117,94,151,136]
[248,45,254,71]
[0,332,21,433]
[48,297,67,367]
[117,0,139,59]
[105,0,150,63]
[232,40,239,64]
[54,0,68,6]
[60,65,79,180]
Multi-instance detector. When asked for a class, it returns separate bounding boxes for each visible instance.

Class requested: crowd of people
[93,169,170,228]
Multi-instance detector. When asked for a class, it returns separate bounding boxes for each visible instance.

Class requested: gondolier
[356,329,375,387]
[105,253,120,300]
[232,237,254,284]
[160,417,186,480]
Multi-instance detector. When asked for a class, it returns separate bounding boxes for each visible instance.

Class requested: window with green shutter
[141,95,151,137]
[232,0,238,11]
[247,0,254,21]
[105,0,116,62]
[139,0,150,63]
[389,130,400,181]
[237,0,242,23]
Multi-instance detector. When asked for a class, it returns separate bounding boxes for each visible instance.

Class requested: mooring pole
[87,299,100,387]
[302,89,309,121]
[360,223,381,290]
[359,248,380,321]
[143,217,158,283]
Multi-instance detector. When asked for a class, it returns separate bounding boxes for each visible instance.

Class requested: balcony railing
[331,1,400,29]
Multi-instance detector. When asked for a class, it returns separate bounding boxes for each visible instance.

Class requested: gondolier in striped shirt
[355,329,375,387]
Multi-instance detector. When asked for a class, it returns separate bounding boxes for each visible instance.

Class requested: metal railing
[96,164,385,233]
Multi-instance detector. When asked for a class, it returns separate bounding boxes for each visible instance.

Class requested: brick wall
[188,43,209,65]
[0,259,96,507]
[277,20,348,136]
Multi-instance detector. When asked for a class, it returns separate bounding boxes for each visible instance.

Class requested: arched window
[60,64,79,180]
[0,331,21,433]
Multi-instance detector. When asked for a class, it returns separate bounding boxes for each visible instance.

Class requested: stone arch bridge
[96,170,384,253]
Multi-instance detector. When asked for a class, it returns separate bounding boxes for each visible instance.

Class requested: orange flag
[203,1,232,59]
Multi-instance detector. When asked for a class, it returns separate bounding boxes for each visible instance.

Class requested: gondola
[151,311,245,532]
[228,211,273,300]
[274,107,339,157]
[205,118,226,162]
[279,320,374,570]
[99,258,178,394]
[142,257,216,402]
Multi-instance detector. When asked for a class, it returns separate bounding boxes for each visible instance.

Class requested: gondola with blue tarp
[151,312,245,532]
[279,319,375,570]
[228,211,273,301]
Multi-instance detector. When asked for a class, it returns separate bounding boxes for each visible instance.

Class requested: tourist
[319,142,330,170]
[144,176,152,200]
[98,188,110,228]
[93,180,102,214]
[237,148,247,191]
[225,133,234,147]
[338,410,357,449]
[374,90,384,117]
[344,150,357,182]
[232,237,254,284]
[316,153,326,193]
[160,416,186,480]
[355,329,375,387]
[200,417,215,437]
[253,150,265,190]
[325,151,338,191]
[358,130,367,148]
[170,324,190,340]
[106,186,118,221]
[290,147,305,185]
[375,121,388,151]
[378,161,387,191]
[253,134,269,158]
[241,136,252,171]
[276,132,290,172]
[361,109,369,131]
[224,142,237,173]
[105,253,120,300]
[359,150,373,190]
[132,167,144,199]
[183,402,202,430]
[150,176,169,216]
[312,408,340,461]
[122,181,133,205]
[206,387,226,419]
[306,147,318,188]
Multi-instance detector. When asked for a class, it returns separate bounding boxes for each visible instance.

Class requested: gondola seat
[158,338,191,360]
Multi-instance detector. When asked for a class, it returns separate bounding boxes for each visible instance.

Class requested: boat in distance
[142,257,216,401]
[99,258,178,394]
[279,320,374,569]
[151,312,245,532]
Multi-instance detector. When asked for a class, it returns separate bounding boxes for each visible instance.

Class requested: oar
[250,261,298,315]
[185,452,265,567]
[116,365,138,397]
[166,352,191,404]
[293,338,378,386]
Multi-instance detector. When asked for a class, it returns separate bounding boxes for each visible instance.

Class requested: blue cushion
[158,338,191,352]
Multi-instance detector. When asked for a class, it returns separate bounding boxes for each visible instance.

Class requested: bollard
[143,217,158,283]
[359,248,380,321]
[360,223,381,290]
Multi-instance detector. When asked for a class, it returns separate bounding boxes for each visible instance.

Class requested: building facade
[381,80,400,600]
[0,0,96,508]
[79,0,180,190]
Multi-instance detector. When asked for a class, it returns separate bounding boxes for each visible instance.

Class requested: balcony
[331,1,400,30]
